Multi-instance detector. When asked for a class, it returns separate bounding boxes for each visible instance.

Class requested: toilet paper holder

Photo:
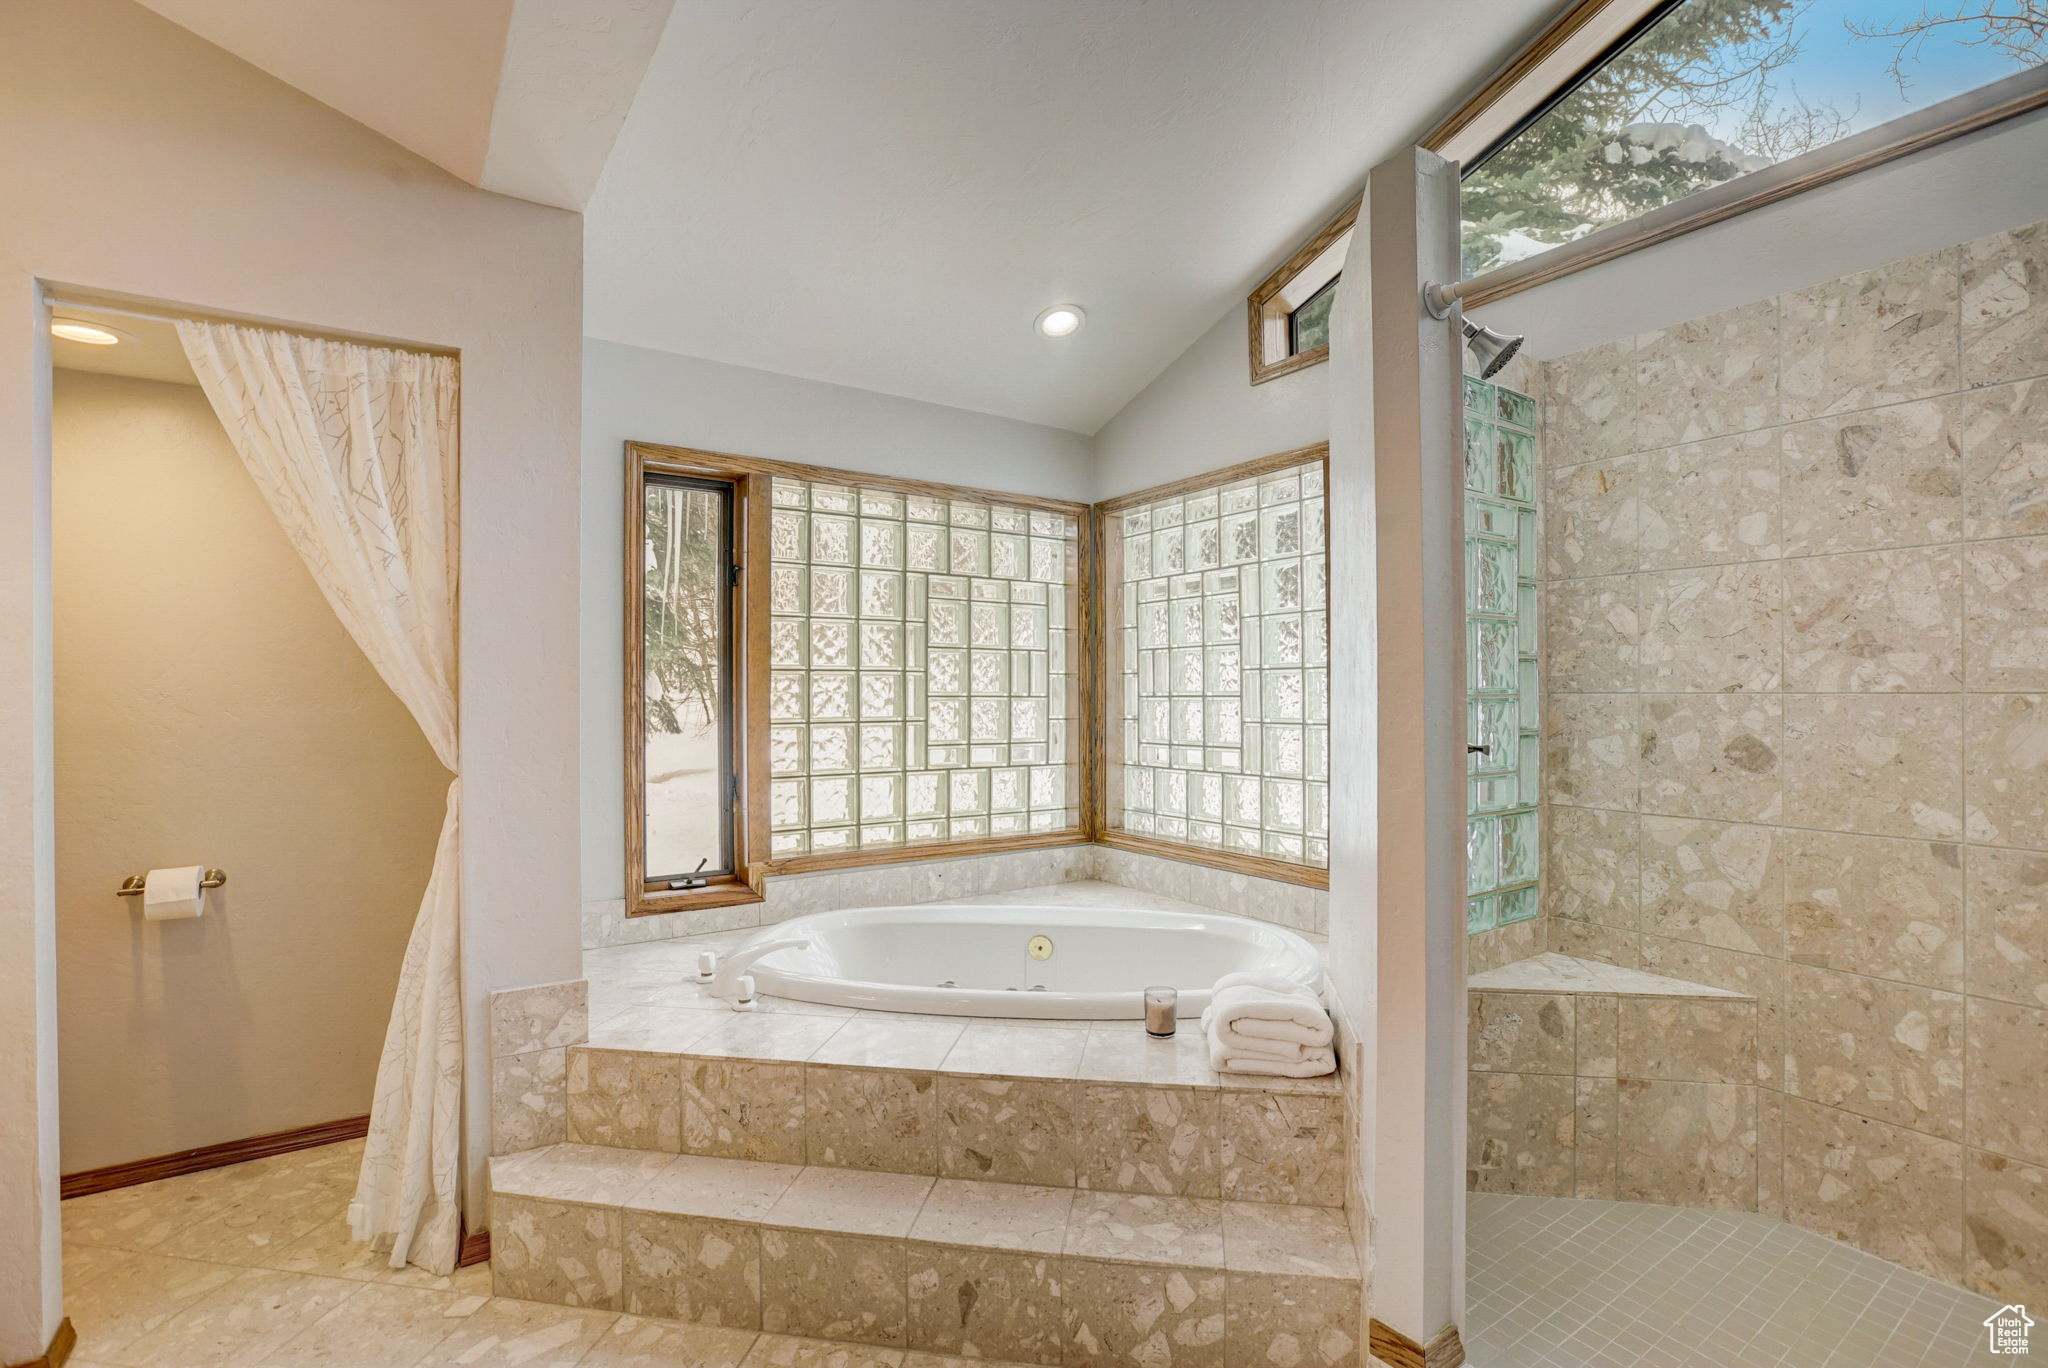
[116,868,228,897]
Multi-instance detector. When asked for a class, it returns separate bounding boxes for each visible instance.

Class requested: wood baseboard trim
[6,1317,75,1368]
[1370,1318,1465,1368]
[60,1115,370,1199]
[458,1230,491,1267]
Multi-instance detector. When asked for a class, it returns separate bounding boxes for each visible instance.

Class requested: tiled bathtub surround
[490,978,591,1157]
[1537,215,2048,1299]
[584,841,1329,950]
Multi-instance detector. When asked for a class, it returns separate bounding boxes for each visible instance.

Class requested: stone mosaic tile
[1964,693,2048,850]
[1543,695,1639,811]
[1967,996,2048,1167]
[1782,694,1963,840]
[1218,1091,1346,1208]
[1063,1192,1224,1269]
[1059,1258,1226,1368]
[806,1067,939,1177]
[254,1282,476,1368]
[1781,1096,1964,1283]
[1635,297,1779,446]
[582,1316,756,1368]
[1541,338,1638,467]
[61,1249,241,1361]
[1467,993,1574,1075]
[1076,1028,1222,1089]
[1965,536,2048,691]
[632,1154,801,1223]
[810,1020,963,1071]
[1783,545,1964,692]
[1637,562,1782,694]
[1756,1085,1784,1221]
[1543,575,1637,692]
[681,1060,808,1164]
[1574,994,1618,1078]
[588,1004,725,1054]
[1966,843,2048,1009]
[621,1211,761,1326]
[1073,1085,1220,1199]
[1467,1072,1575,1197]
[909,1179,1071,1254]
[1548,919,1642,968]
[111,1267,365,1367]
[1782,830,1964,990]
[1617,998,1755,1085]
[1781,400,1963,557]
[1221,1200,1357,1279]
[410,1296,617,1368]
[1468,914,1546,976]
[935,1077,1077,1186]
[1781,963,1964,1140]
[1614,1079,1756,1211]
[1640,694,1781,824]
[1638,431,1782,570]
[1965,1148,2048,1303]
[1957,378,2048,540]
[906,1246,1061,1366]
[1543,806,1639,930]
[490,1195,624,1310]
[491,979,590,1058]
[1639,816,1785,957]
[1962,218,2048,387]
[939,1024,1088,1079]
[1222,1272,1361,1368]
[492,1047,567,1155]
[1779,246,1959,419]
[766,1168,932,1240]
[1636,939,1784,1088]
[567,1049,682,1152]
[1544,457,1638,579]
[1573,1077,1618,1200]
[760,1229,907,1348]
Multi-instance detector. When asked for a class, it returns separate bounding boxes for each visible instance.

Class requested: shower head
[1463,318,1524,380]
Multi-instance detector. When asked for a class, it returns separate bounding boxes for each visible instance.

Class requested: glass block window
[1464,375,1540,934]
[764,476,1081,857]
[1105,457,1329,869]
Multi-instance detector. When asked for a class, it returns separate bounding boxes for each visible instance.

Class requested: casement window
[1095,447,1330,888]
[626,444,1088,915]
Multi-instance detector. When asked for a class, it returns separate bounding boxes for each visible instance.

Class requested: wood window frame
[1246,201,1355,386]
[626,442,1096,917]
[1091,443,1332,891]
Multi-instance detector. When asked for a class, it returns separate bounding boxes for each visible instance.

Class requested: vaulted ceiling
[136,0,1562,433]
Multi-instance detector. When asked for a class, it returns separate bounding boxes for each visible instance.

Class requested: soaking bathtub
[725,903,1323,1019]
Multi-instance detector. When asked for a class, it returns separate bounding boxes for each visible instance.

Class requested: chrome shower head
[1463,318,1523,380]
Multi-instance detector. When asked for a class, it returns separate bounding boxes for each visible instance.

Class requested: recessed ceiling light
[1034,304,1085,339]
[50,318,128,347]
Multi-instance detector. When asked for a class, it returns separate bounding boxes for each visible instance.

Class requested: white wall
[1091,303,1331,499]
[580,338,1094,905]
[0,2,583,1352]
[53,371,449,1174]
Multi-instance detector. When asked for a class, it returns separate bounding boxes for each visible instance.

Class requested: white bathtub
[728,903,1323,1019]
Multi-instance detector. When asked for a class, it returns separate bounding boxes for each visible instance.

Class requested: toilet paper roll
[142,865,207,921]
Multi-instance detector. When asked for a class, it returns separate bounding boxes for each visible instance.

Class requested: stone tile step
[490,1144,1363,1368]
[564,1012,1346,1206]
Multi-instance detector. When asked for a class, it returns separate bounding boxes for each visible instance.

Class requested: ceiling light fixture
[50,318,128,347]
[1034,304,1085,339]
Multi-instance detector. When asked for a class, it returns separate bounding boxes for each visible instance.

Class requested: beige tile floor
[60,1139,1036,1367]
[1467,1192,2007,1368]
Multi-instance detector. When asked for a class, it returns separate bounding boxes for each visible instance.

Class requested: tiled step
[490,1142,1363,1368]
[564,1006,1346,1206]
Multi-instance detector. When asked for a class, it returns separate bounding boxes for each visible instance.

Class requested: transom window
[1461,0,2048,275]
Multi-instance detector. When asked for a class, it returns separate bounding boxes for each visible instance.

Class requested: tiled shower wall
[1537,216,2048,1300]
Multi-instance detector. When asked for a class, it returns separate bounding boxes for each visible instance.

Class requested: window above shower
[1445,0,2048,295]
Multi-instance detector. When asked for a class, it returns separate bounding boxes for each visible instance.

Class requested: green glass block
[1467,539,1516,616]
[1501,808,1539,885]
[1468,698,1518,774]
[1470,775,1520,814]
[1497,386,1536,432]
[1467,815,1499,894]
[1496,427,1535,504]
[1464,374,1490,415]
[1467,495,1517,542]
[1470,618,1518,695]
[1464,414,1496,495]
[1498,884,1540,926]
[1467,893,1497,935]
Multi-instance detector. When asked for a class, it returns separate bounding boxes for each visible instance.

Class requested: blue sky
[1778,0,2039,130]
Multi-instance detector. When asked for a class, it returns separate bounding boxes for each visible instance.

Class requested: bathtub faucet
[709,938,810,1001]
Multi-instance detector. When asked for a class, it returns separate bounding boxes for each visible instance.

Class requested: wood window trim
[626,442,1095,916]
[1091,443,1332,892]
[1245,200,1356,386]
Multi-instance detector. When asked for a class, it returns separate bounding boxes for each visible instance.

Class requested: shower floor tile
[1467,1192,2006,1367]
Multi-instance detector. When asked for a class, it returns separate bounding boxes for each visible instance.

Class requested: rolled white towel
[1211,970,1322,1000]
[1209,1042,1337,1077]
[1206,983,1334,1051]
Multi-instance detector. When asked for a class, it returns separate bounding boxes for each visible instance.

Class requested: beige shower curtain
[177,320,464,1273]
